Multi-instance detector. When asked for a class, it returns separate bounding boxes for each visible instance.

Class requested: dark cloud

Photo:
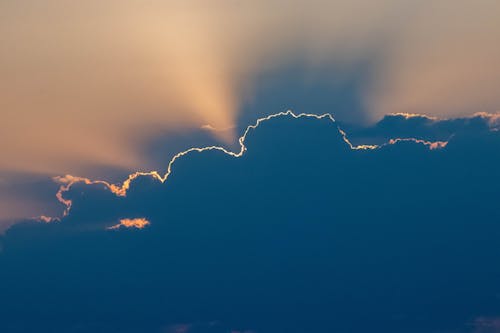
[473,317,500,333]
[344,112,500,145]
[1,112,499,333]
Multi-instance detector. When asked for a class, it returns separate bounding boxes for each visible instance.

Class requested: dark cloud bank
[1,112,500,333]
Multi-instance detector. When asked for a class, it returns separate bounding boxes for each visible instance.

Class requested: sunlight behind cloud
[1,0,499,178]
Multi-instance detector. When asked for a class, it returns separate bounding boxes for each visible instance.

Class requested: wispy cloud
[107,217,150,230]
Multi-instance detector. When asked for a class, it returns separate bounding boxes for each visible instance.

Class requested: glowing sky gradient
[2,0,500,174]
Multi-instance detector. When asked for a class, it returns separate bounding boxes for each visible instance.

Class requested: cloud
[3,110,489,229]
[344,112,500,145]
[48,111,455,222]
[107,217,150,230]
[162,322,254,333]
[473,317,500,333]
[47,110,500,225]
[1,111,499,332]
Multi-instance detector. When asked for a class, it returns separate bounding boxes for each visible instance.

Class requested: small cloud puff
[107,218,150,230]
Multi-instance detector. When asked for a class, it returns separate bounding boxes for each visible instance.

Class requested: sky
[2,0,500,222]
[1,1,500,332]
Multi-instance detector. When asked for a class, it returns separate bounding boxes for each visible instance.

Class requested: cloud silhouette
[1,112,499,332]
[345,112,500,145]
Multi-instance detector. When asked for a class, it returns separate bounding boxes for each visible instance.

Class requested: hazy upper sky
[1,0,500,221]
[2,0,500,171]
